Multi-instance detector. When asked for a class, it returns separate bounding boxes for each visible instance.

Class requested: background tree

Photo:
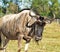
[31,0,60,19]
[48,0,60,18]
[6,2,18,14]
[31,0,49,16]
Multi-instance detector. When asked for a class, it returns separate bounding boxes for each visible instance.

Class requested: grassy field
[1,22,60,52]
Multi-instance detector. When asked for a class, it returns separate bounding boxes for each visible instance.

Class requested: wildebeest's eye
[39,16,44,21]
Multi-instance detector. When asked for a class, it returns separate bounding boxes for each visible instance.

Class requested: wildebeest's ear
[39,16,44,21]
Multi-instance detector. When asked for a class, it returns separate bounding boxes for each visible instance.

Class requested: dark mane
[20,8,31,12]
[20,8,40,15]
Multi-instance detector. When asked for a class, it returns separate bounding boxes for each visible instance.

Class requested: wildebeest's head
[33,16,55,44]
[34,16,46,43]
[26,10,46,43]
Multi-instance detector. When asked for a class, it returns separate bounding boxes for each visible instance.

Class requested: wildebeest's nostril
[35,37,42,41]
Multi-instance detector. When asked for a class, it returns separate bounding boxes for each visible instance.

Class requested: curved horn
[29,10,37,17]
[44,16,55,24]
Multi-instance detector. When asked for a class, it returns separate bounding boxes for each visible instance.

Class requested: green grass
[1,22,60,52]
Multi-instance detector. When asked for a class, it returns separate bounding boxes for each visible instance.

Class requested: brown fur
[1,12,32,39]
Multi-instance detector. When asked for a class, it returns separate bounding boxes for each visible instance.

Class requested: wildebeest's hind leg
[3,38,9,48]
[0,33,9,50]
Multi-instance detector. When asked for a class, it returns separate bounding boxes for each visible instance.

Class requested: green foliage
[0,7,6,17]
[31,0,49,16]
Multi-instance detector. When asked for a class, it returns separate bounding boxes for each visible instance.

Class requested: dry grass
[0,20,60,52]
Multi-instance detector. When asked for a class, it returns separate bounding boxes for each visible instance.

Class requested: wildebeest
[0,9,48,52]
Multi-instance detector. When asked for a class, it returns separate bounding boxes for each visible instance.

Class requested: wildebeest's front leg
[18,34,24,52]
[24,37,31,52]
[24,42,30,52]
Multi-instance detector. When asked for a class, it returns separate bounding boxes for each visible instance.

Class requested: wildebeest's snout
[34,32,42,42]
[35,36,42,42]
